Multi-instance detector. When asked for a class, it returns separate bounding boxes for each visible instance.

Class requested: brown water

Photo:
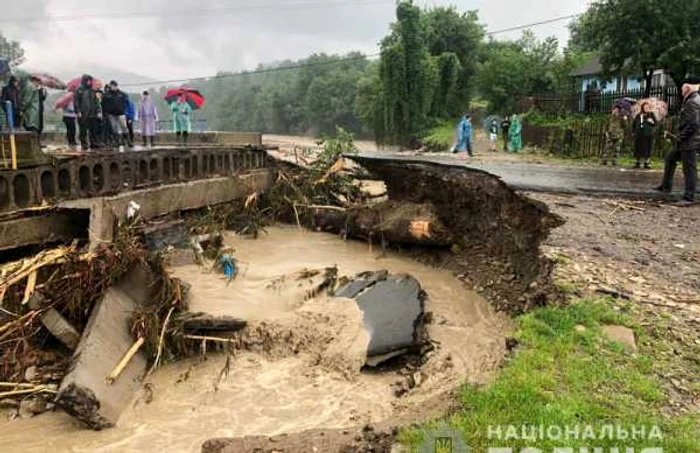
[1,227,509,453]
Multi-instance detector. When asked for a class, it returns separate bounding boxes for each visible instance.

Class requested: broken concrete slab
[27,292,81,350]
[56,271,148,430]
[334,271,425,358]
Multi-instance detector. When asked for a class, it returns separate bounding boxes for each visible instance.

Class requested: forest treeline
[180,1,588,146]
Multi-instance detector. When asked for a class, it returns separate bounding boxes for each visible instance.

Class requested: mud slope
[346,156,565,313]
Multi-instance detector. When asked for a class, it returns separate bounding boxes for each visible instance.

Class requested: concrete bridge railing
[0,146,268,213]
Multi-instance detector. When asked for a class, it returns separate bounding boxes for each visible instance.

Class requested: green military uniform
[602,111,628,166]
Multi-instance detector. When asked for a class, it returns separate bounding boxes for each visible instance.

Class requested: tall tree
[0,32,25,68]
[475,32,573,112]
[476,40,532,113]
[422,7,484,116]
[376,0,437,146]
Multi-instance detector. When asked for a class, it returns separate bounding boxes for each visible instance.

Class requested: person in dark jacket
[74,74,102,151]
[633,102,657,169]
[656,76,700,205]
[103,80,131,150]
[501,115,510,151]
[1,76,21,127]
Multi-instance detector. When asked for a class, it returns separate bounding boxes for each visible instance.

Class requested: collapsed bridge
[0,132,272,253]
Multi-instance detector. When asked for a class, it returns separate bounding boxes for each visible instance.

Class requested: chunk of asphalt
[335,271,424,357]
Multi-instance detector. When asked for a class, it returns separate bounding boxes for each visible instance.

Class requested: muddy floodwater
[1,226,510,453]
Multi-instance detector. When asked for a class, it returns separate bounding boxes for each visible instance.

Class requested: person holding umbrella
[632,102,657,169]
[172,94,192,145]
[165,87,205,146]
[488,118,499,152]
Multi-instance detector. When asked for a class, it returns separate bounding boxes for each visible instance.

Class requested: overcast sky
[1,0,589,84]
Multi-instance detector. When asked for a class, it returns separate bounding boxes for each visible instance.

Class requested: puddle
[1,226,510,453]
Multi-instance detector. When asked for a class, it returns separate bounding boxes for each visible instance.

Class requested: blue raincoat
[454,116,473,153]
[124,96,135,121]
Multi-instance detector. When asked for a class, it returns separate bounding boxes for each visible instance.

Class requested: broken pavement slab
[334,271,425,359]
[27,292,81,350]
[56,270,149,430]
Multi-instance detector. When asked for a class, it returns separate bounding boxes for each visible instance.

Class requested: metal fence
[522,117,677,159]
[516,86,681,115]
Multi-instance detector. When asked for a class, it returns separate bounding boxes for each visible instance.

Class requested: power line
[122,53,379,87]
[0,0,394,23]
[120,12,582,88]
[486,14,580,36]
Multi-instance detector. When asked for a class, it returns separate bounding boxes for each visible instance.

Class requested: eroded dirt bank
[341,156,565,313]
[1,227,509,453]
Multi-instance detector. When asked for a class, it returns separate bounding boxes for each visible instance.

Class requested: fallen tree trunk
[312,200,454,247]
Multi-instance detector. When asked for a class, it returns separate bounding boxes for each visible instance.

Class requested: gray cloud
[2,0,585,81]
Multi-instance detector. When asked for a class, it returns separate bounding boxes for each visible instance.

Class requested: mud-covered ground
[533,193,700,310]
[531,192,700,414]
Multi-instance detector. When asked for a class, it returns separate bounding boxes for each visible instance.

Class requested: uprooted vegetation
[0,225,188,385]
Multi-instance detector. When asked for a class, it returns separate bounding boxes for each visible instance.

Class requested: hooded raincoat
[508,115,523,151]
[139,97,159,137]
[454,116,473,152]
[172,100,192,133]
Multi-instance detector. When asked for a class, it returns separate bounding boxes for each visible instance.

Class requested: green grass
[423,121,456,152]
[401,299,700,452]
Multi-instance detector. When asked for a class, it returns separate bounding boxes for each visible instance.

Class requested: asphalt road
[353,151,688,199]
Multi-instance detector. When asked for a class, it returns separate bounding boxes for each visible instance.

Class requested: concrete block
[56,277,147,430]
[28,293,81,350]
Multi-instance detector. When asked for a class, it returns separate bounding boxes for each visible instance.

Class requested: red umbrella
[66,77,103,92]
[29,73,67,90]
[164,87,205,110]
[55,92,74,110]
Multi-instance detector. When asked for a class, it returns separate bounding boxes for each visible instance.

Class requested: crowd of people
[1,72,195,152]
[602,102,658,168]
[452,113,522,156]
[600,76,698,205]
[1,73,45,134]
[66,75,161,151]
